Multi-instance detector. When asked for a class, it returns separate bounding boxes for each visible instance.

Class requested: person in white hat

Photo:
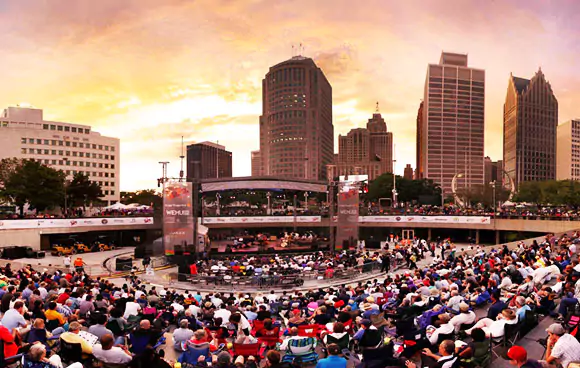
[545,323,580,368]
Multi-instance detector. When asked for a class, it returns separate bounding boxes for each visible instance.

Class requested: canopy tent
[104,202,128,210]
[125,203,152,209]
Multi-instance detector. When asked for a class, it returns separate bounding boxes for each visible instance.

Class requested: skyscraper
[557,119,580,180]
[336,110,393,180]
[420,52,485,195]
[415,101,424,179]
[404,164,413,180]
[257,55,333,180]
[484,156,503,183]
[251,150,263,176]
[504,69,558,186]
[186,141,232,180]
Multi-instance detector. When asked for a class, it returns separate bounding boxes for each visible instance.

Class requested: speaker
[174,244,184,256]
[178,274,188,281]
[35,251,46,259]
[116,257,132,272]
[134,247,145,259]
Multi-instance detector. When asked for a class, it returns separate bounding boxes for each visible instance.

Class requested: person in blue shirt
[317,344,347,368]
[487,290,507,320]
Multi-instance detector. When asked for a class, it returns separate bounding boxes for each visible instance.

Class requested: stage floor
[211,240,317,253]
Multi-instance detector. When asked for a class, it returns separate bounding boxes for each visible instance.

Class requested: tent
[105,202,128,210]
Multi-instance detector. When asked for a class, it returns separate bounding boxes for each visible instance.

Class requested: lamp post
[216,193,221,216]
[62,157,70,216]
[158,161,169,256]
[266,192,271,215]
[304,192,309,207]
[391,158,398,208]
[490,180,497,215]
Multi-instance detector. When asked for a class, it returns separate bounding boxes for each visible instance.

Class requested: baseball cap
[506,346,527,361]
[546,323,566,335]
[360,319,372,328]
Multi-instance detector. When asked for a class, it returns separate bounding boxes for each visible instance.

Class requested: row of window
[30,157,116,173]
[21,148,116,162]
[41,124,90,134]
[21,137,115,151]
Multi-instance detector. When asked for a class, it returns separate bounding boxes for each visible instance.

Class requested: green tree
[121,189,162,208]
[366,173,441,205]
[2,160,65,216]
[67,173,103,211]
[0,158,22,202]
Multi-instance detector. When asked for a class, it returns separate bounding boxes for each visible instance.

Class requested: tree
[0,158,22,202]
[121,190,162,208]
[514,180,580,207]
[365,173,441,205]
[67,173,103,211]
[2,159,65,216]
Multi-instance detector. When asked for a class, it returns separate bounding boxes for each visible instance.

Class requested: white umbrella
[105,202,128,210]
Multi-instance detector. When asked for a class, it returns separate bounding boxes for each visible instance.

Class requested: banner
[335,184,360,250]
[359,216,491,224]
[163,181,194,255]
[0,217,153,230]
[202,216,321,224]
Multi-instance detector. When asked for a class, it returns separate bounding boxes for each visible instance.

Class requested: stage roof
[200,176,327,193]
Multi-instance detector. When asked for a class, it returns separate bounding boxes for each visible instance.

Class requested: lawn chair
[297,324,320,338]
[232,342,261,360]
[280,337,318,365]
[178,342,210,366]
[59,338,84,365]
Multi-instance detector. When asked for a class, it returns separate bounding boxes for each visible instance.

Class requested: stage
[209,238,329,256]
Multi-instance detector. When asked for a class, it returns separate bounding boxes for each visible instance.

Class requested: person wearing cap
[450,303,476,333]
[545,323,580,368]
[506,345,542,368]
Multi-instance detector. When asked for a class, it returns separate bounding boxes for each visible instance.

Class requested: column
[427,228,432,240]
[495,230,500,245]
[475,230,480,244]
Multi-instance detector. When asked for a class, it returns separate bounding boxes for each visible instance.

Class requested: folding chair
[281,337,318,365]
[59,338,84,365]
[297,324,320,338]
[232,342,261,361]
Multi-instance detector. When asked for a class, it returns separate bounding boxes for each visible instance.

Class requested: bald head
[140,320,151,329]
[290,327,299,336]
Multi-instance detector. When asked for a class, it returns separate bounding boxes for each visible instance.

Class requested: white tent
[502,201,516,207]
[105,202,128,210]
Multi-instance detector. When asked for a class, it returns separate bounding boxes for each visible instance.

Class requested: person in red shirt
[189,263,197,275]
[0,324,18,358]
[56,289,71,304]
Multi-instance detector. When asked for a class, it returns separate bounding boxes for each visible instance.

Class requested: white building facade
[0,106,120,205]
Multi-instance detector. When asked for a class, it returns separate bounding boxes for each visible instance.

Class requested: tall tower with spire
[504,68,558,186]
[336,104,393,180]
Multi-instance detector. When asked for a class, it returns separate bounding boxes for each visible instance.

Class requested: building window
[105,155,109,160]
[72,152,77,157]
[58,150,63,155]
[104,190,109,195]
[44,159,49,164]
[36,149,42,154]
[21,138,26,144]
[44,149,49,154]
[93,171,96,176]
[51,150,56,155]
[92,153,97,159]
[99,172,103,177]
[111,164,115,169]
[43,124,49,130]
[66,170,70,175]
[65,141,70,147]
[79,143,84,148]
[36,139,41,144]
[79,152,84,157]
[21,148,26,154]
[84,129,90,134]
[59,141,63,146]
[110,155,115,160]
[29,138,34,144]
[99,163,103,168]
[50,125,56,130]
[111,146,115,152]
[51,140,56,145]
[98,154,103,159]
[111,173,115,178]
[57,126,63,131]
[105,146,109,151]
[71,127,77,133]
[104,164,109,169]
[72,142,77,147]
[51,160,56,165]
[73,161,77,166]
[64,126,70,132]
[92,162,96,167]
[105,173,109,177]
[98,145,103,150]
[92,144,96,149]
[111,190,115,196]
[44,139,49,145]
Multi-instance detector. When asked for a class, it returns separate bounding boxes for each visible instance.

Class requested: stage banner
[163,181,193,255]
[335,183,360,250]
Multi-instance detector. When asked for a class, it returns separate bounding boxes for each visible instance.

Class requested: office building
[250,150,263,177]
[504,69,558,186]
[336,110,393,181]
[0,106,120,205]
[557,119,580,180]
[404,164,413,180]
[420,52,485,195]
[484,156,503,183]
[256,55,333,180]
[416,101,424,179]
[186,141,232,179]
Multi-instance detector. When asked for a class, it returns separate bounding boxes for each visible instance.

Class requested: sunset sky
[1,0,579,190]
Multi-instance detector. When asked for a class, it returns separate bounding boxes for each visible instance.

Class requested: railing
[169,260,396,291]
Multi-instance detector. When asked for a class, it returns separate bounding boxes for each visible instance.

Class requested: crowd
[1,232,580,368]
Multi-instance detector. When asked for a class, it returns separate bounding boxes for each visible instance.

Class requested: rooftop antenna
[299,43,303,56]
[292,44,295,57]
[179,136,185,180]
[375,101,379,113]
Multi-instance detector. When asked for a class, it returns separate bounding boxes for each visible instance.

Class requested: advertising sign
[0,217,153,230]
[202,216,321,224]
[358,216,491,224]
[163,181,193,255]
[335,183,360,251]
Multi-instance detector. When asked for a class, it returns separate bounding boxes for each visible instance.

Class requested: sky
[1,0,579,191]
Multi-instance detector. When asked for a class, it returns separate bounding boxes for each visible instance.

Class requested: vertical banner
[163,181,193,255]
[335,176,363,250]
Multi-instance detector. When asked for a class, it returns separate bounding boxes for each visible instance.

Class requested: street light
[490,180,497,215]
[62,157,69,216]
[266,192,271,215]
[216,193,221,216]
[392,160,398,208]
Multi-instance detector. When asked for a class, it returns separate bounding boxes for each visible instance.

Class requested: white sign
[359,216,491,224]
[202,216,321,224]
[0,217,154,230]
